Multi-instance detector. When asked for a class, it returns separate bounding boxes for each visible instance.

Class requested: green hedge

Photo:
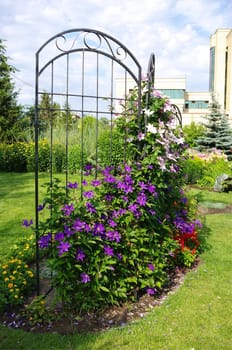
[0,134,126,174]
[0,143,28,172]
[0,141,86,173]
[97,129,125,168]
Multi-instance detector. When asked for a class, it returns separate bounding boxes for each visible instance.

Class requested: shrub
[183,156,205,184]
[27,140,50,172]
[182,122,205,148]
[97,129,125,168]
[0,233,36,312]
[198,157,231,188]
[0,142,28,172]
[32,82,204,312]
[52,144,66,173]
[68,144,87,173]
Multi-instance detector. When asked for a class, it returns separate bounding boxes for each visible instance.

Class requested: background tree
[196,94,232,157]
[182,121,205,148]
[38,92,61,135]
[0,39,22,143]
[216,115,232,160]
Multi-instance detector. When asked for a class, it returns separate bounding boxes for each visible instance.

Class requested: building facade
[116,28,232,125]
[115,77,210,126]
[210,28,232,119]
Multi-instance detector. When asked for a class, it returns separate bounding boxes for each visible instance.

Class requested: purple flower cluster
[173,215,195,234]
[38,233,51,248]
[61,204,74,216]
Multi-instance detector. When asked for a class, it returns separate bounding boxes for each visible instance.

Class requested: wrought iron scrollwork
[171,104,182,127]
[145,53,155,109]
[55,29,127,62]
[147,53,155,90]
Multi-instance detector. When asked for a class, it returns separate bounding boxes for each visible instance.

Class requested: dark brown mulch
[0,264,198,335]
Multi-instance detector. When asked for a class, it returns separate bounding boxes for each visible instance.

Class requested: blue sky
[0,0,231,106]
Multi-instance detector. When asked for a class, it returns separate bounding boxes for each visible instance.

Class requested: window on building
[185,101,209,109]
[159,89,185,99]
[209,46,215,91]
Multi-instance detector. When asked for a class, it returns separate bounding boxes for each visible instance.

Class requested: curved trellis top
[36,28,142,84]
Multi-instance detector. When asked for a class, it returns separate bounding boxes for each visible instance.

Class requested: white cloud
[0,0,231,105]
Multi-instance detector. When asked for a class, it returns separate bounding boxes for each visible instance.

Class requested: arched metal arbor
[34,28,181,294]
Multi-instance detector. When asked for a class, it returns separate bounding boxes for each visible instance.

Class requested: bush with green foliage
[182,122,205,148]
[0,235,36,311]
[32,82,204,312]
[0,142,28,172]
[97,129,125,168]
[183,149,231,188]
[68,144,88,174]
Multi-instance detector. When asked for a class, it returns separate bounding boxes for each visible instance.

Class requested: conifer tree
[197,94,232,159]
[216,115,232,160]
[0,39,22,143]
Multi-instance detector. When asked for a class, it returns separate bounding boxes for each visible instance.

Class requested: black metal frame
[34,29,181,295]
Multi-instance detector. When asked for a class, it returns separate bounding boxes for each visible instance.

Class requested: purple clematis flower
[38,233,51,249]
[22,219,33,227]
[81,273,91,283]
[91,179,101,187]
[67,182,78,189]
[147,288,155,295]
[76,249,85,262]
[61,203,74,216]
[148,263,155,271]
[136,192,147,206]
[54,232,65,241]
[104,245,114,256]
[83,191,94,199]
[106,230,121,243]
[57,241,71,256]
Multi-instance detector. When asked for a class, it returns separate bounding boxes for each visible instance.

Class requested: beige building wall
[115,77,210,125]
[210,28,232,119]
[225,30,232,117]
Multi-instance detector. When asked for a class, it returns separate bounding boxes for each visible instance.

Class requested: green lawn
[0,174,232,349]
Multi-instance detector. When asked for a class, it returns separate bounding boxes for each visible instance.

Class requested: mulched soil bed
[0,264,197,335]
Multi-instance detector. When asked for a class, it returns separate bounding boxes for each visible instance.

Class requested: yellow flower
[14,295,18,299]
[13,271,17,274]
[8,283,14,289]
[2,271,7,275]
[4,277,9,282]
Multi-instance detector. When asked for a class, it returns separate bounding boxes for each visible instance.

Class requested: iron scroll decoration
[171,103,182,127]
[36,28,142,83]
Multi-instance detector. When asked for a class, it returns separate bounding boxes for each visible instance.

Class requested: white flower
[146,123,157,134]
[164,102,172,112]
[138,133,145,141]
[143,108,153,117]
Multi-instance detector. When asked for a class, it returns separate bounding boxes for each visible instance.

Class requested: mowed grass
[0,174,232,349]
[0,172,78,261]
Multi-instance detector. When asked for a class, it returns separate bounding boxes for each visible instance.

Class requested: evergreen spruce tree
[196,94,232,159]
[0,39,22,143]
[216,115,232,160]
